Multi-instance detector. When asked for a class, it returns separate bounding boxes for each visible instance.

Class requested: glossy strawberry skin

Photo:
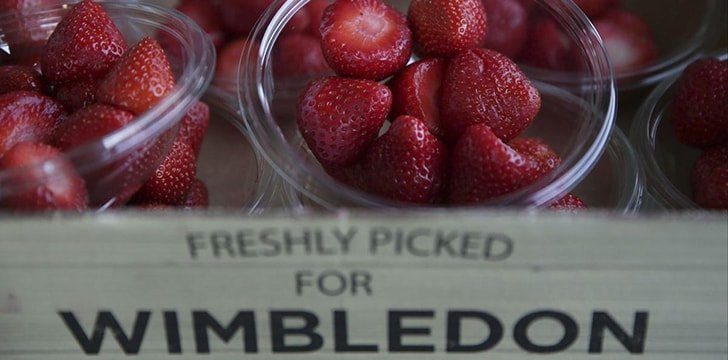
[297,77,392,167]
[692,145,728,209]
[96,37,175,115]
[176,101,210,157]
[53,79,98,112]
[671,58,728,148]
[183,178,209,209]
[0,141,88,211]
[0,65,43,95]
[274,34,331,78]
[306,0,331,38]
[408,0,488,58]
[549,193,587,211]
[362,115,447,203]
[53,103,134,151]
[519,17,572,71]
[590,10,657,74]
[509,137,561,175]
[481,0,529,58]
[448,124,544,204]
[131,139,197,206]
[388,58,447,138]
[440,48,541,142]
[0,91,65,155]
[41,0,127,85]
[320,0,412,81]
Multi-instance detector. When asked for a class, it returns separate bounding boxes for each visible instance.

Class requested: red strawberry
[387,58,447,137]
[572,0,620,18]
[325,162,367,191]
[1,0,57,57]
[514,0,535,13]
[306,0,332,38]
[0,91,65,155]
[509,137,561,174]
[183,178,209,209]
[96,38,175,115]
[481,0,529,58]
[0,0,54,11]
[441,48,541,142]
[0,65,43,95]
[692,145,728,209]
[215,39,258,83]
[53,79,97,112]
[41,0,127,85]
[671,58,728,148]
[131,139,197,206]
[0,141,88,211]
[283,7,311,36]
[273,34,331,78]
[219,0,273,37]
[53,103,134,151]
[448,124,544,204]
[297,77,391,167]
[320,0,412,80]
[519,17,572,71]
[549,193,587,211]
[362,115,447,203]
[174,0,225,50]
[589,11,657,73]
[176,101,210,157]
[408,0,488,58]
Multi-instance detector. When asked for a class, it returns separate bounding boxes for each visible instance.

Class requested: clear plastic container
[238,0,616,209]
[629,51,727,210]
[0,0,215,210]
[523,0,719,92]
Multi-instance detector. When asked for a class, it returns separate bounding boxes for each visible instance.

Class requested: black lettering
[210,231,234,258]
[370,228,392,254]
[485,234,513,261]
[193,311,257,353]
[434,231,458,257]
[284,230,312,255]
[318,270,347,296]
[446,311,503,352]
[187,232,206,259]
[388,310,435,352]
[460,233,480,260]
[260,228,281,256]
[513,310,578,353]
[333,227,357,254]
[589,311,648,354]
[163,311,182,354]
[406,229,432,257]
[295,271,313,296]
[271,311,324,352]
[59,311,150,355]
[351,270,373,296]
[236,230,257,257]
[334,310,378,352]
[315,230,335,255]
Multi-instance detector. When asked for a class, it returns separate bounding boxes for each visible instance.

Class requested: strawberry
[519,17,572,71]
[306,0,332,38]
[0,0,54,11]
[53,79,97,112]
[362,115,447,203]
[183,178,209,209]
[692,145,728,209]
[671,58,728,148]
[325,162,367,191]
[283,7,311,36]
[174,0,225,50]
[481,0,529,58]
[273,34,331,78]
[176,101,210,157]
[514,0,535,13]
[131,138,197,206]
[1,1,57,56]
[219,0,273,37]
[572,0,620,18]
[440,48,541,142]
[41,0,127,85]
[53,103,134,151]
[297,77,391,167]
[0,65,43,95]
[215,39,258,83]
[96,37,175,115]
[0,141,88,211]
[448,124,544,204]
[320,0,412,80]
[387,58,447,137]
[0,91,65,155]
[509,137,561,174]
[408,0,488,58]
[588,10,657,73]
[549,193,587,211]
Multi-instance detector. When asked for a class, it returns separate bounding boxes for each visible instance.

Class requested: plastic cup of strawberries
[0,0,215,212]
[239,0,618,210]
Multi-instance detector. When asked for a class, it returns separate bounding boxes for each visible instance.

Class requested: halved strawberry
[572,0,620,18]
[549,193,587,211]
[131,138,197,206]
[519,17,572,71]
[0,91,65,155]
[219,0,273,37]
[671,58,728,148]
[0,141,88,211]
[41,0,127,85]
[274,34,331,78]
[588,10,657,74]
[509,137,561,174]
[96,37,175,115]
[448,124,544,204]
[0,65,43,95]
[306,0,331,38]
[692,145,728,209]
[320,0,412,80]
[53,79,98,112]
[482,0,529,58]
[440,48,541,142]
[183,178,209,209]
[408,0,487,58]
[362,115,447,203]
[176,101,210,157]
[174,0,225,50]
[297,77,391,167]
[387,58,447,137]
